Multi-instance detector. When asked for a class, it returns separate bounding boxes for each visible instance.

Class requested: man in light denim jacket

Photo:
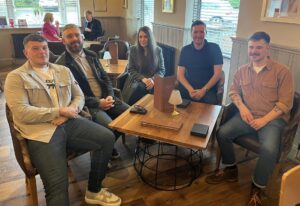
[4,34,121,206]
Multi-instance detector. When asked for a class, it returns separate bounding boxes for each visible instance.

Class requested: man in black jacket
[83,10,103,41]
[56,24,129,159]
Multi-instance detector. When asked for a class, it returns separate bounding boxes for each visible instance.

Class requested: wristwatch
[203,86,209,93]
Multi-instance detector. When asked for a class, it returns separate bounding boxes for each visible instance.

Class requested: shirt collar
[247,58,273,72]
[191,39,207,51]
[67,48,86,59]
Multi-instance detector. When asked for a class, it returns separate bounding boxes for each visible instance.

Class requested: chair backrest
[216,70,225,105]
[279,165,300,206]
[100,40,130,60]
[157,42,176,77]
[5,104,37,177]
[48,41,65,55]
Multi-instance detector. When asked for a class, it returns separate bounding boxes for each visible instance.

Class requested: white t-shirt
[32,65,59,108]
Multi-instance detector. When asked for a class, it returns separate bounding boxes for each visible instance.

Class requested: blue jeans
[27,117,115,206]
[217,114,286,187]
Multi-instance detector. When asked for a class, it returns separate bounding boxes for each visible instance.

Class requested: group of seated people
[4,19,294,206]
[42,10,103,42]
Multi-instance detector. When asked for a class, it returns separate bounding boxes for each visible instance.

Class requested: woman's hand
[142,78,154,90]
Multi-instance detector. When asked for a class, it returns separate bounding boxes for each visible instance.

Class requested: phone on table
[130,105,147,114]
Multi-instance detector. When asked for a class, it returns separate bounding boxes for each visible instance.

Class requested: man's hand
[239,105,254,124]
[192,88,206,100]
[249,118,268,130]
[51,116,68,126]
[59,106,78,118]
[188,89,197,99]
[142,78,154,90]
[99,96,115,110]
[85,28,92,32]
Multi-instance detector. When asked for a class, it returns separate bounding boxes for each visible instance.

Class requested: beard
[66,41,83,54]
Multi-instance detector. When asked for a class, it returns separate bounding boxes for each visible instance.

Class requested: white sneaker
[85,188,121,206]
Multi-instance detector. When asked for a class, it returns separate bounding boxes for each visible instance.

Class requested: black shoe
[111,148,120,159]
[205,166,238,184]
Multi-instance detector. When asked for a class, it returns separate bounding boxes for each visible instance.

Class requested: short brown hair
[23,33,47,47]
[43,13,54,23]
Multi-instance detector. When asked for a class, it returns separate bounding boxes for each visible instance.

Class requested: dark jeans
[217,114,286,187]
[27,117,115,206]
[89,99,129,139]
[126,82,153,106]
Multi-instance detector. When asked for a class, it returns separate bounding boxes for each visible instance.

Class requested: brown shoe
[248,186,266,206]
[205,167,238,184]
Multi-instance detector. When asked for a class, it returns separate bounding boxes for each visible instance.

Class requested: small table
[83,40,100,48]
[100,59,128,86]
[109,94,222,190]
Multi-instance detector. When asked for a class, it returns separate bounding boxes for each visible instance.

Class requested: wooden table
[100,59,128,86]
[109,94,222,190]
[109,94,222,150]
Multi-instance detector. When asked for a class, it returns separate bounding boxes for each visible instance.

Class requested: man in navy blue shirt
[177,20,223,105]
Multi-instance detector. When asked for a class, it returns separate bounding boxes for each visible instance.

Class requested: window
[0,0,81,26]
[193,0,240,57]
[138,0,154,29]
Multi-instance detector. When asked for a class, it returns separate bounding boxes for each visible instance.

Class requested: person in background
[42,12,61,42]
[177,20,223,105]
[122,26,165,105]
[4,33,121,206]
[83,10,103,41]
[56,24,129,161]
[205,32,294,206]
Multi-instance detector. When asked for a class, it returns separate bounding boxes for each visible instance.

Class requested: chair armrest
[113,88,123,101]
[220,103,238,125]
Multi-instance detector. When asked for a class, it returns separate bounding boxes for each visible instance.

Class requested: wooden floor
[0,67,296,206]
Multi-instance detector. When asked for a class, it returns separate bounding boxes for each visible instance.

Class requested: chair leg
[215,146,222,171]
[122,133,126,144]
[26,176,38,206]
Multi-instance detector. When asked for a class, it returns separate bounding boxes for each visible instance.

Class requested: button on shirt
[229,59,294,122]
[72,51,102,98]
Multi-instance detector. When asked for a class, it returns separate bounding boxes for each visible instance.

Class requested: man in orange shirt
[206,32,294,206]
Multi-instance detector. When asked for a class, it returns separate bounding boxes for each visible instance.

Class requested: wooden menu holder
[154,75,176,113]
[108,42,118,64]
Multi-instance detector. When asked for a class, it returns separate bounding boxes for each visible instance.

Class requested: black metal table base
[134,138,203,191]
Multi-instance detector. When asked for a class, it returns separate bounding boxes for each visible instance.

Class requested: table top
[100,59,128,76]
[109,94,222,150]
[83,40,100,48]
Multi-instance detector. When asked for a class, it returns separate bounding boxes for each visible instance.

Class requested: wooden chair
[279,165,300,206]
[0,78,3,92]
[215,92,300,172]
[6,105,90,206]
[99,39,130,60]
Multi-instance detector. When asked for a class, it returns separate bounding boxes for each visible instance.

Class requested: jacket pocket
[24,82,50,106]
[58,78,72,103]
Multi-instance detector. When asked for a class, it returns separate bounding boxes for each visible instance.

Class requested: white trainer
[85,188,121,206]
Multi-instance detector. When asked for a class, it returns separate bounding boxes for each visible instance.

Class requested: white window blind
[137,0,154,29]
[0,0,80,26]
[192,0,240,57]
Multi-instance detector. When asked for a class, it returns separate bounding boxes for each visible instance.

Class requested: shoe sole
[206,178,238,185]
[85,196,121,206]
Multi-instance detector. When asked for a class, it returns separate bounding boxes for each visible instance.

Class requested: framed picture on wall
[162,0,174,13]
[122,0,127,8]
[261,0,300,24]
[94,0,107,12]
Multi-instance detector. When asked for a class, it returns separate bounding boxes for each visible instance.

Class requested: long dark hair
[136,26,158,75]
